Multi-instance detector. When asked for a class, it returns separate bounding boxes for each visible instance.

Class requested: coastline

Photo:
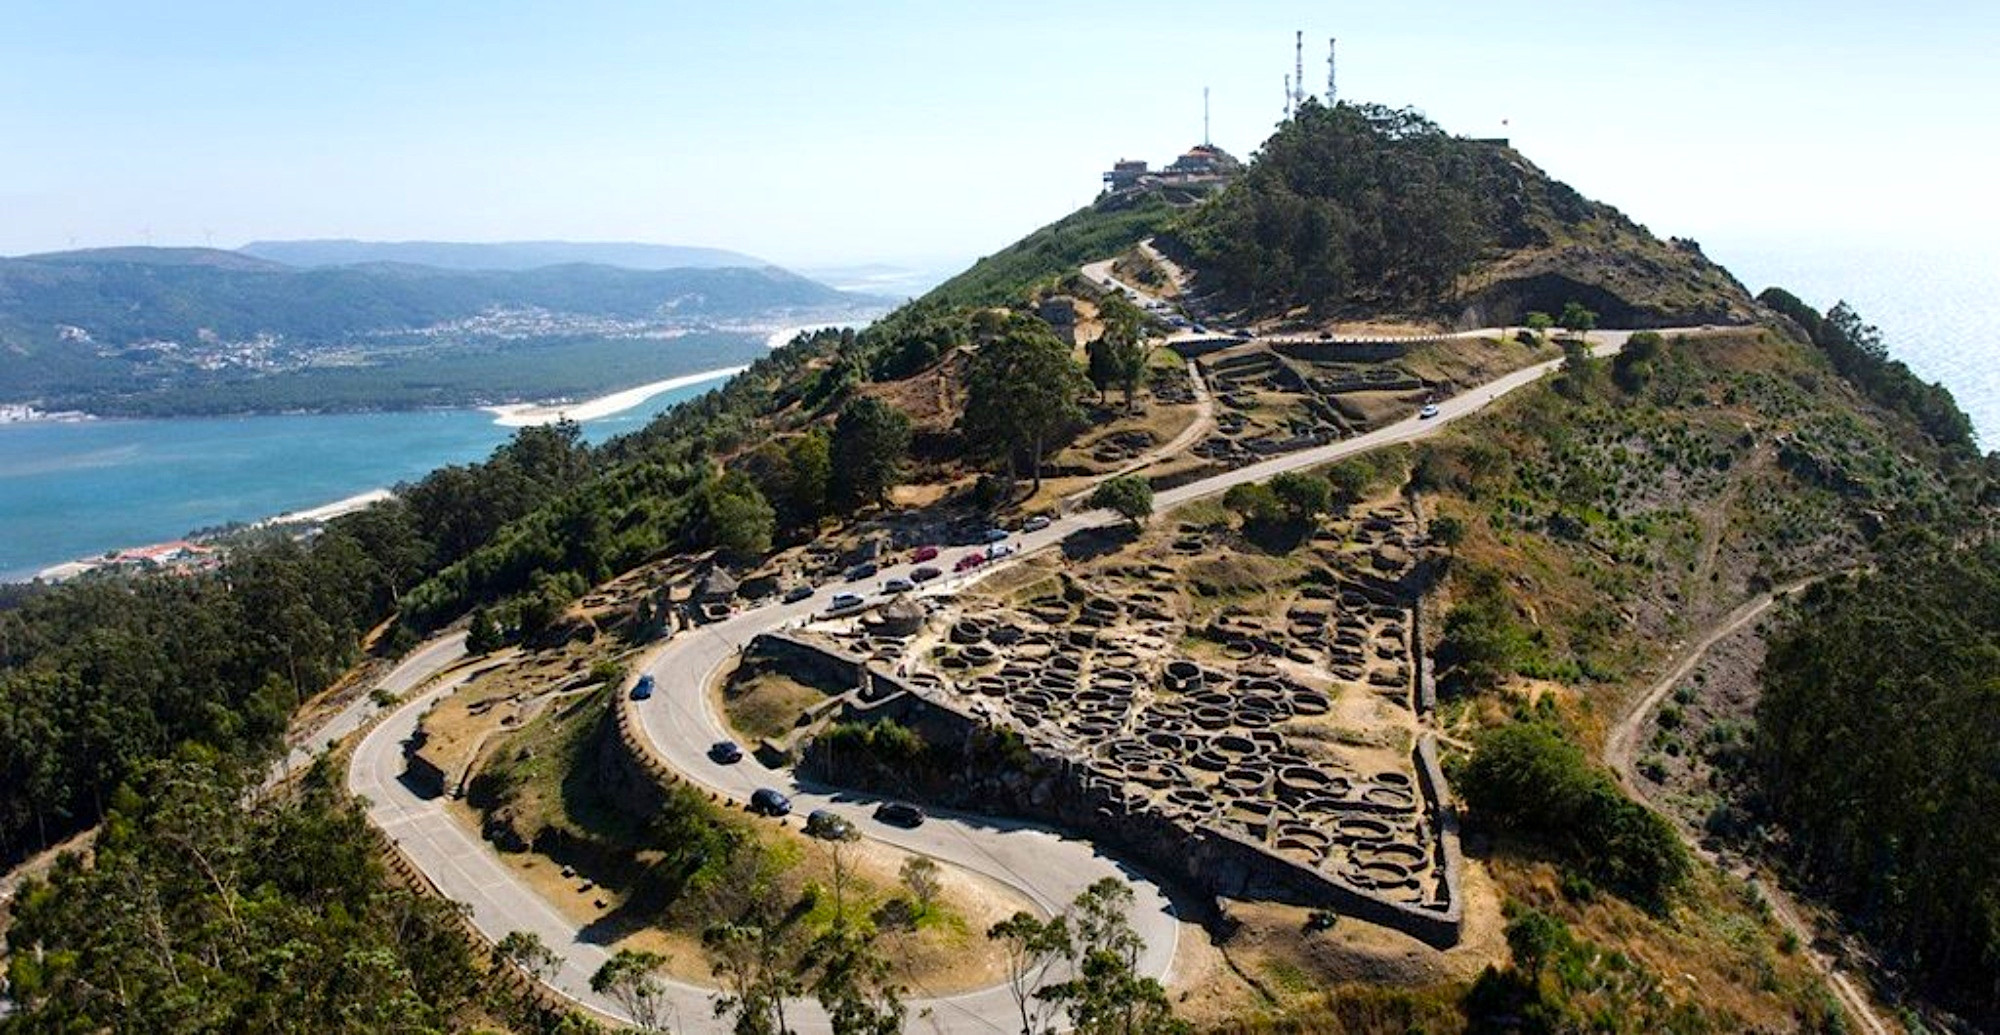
[484,365,746,428]
[252,488,397,528]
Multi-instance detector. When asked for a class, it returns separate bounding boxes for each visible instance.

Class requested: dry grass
[720,667,836,743]
[453,679,1034,994]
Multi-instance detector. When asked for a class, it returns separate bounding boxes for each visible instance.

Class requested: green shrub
[1459,724,1690,912]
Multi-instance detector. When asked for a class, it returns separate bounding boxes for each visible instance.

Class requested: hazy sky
[4,1,1996,269]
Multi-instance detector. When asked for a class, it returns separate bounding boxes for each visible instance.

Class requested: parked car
[1419,403,1440,419]
[843,561,878,581]
[805,809,854,839]
[955,552,988,572]
[1022,515,1052,533]
[986,543,1016,560]
[749,788,791,816]
[782,584,813,604]
[875,801,925,827]
[629,674,655,700]
[910,565,942,583]
[881,577,914,594]
[824,592,865,616]
[910,545,940,563]
[709,740,744,764]
[981,528,1009,544]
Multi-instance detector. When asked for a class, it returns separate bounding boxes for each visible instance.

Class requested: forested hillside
[1176,101,1755,326]
[0,249,879,414]
[2,94,1995,1033]
[1758,539,2000,1025]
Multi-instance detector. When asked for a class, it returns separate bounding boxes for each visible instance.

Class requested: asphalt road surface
[349,314,1692,1029]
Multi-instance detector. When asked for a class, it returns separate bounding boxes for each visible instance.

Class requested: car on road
[824,592,866,617]
[805,809,854,839]
[629,674,655,700]
[910,545,939,563]
[1419,403,1440,419]
[749,788,791,816]
[910,565,942,583]
[955,552,987,573]
[709,740,744,764]
[875,801,925,827]
[843,561,878,581]
[980,528,1009,544]
[782,584,813,604]
[881,577,914,594]
[1021,515,1052,533]
[986,543,1016,560]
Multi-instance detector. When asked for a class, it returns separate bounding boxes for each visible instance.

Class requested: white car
[1419,403,1440,419]
[1022,515,1052,533]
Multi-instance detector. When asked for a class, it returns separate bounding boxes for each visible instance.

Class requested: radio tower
[1203,86,1211,146]
[1283,74,1292,118]
[1326,38,1337,104]
[1293,30,1305,112]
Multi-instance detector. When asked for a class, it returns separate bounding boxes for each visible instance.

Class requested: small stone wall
[758,631,1464,948]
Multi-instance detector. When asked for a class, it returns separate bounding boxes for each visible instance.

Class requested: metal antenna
[1294,31,1304,111]
[1283,74,1292,118]
[1203,86,1210,146]
[1327,38,1337,104]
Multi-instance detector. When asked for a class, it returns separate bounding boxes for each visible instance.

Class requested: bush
[1459,724,1690,912]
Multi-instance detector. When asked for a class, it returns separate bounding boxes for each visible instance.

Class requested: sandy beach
[484,365,746,428]
[254,488,397,528]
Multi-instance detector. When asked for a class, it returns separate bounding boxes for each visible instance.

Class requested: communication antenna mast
[1283,74,1292,118]
[1203,86,1211,146]
[1327,38,1337,104]
[1294,30,1305,111]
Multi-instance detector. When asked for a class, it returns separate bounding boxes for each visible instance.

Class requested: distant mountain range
[0,244,888,415]
[237,238,770,271]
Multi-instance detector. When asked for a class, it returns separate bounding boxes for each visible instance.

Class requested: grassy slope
[921,191,1176,309]
[1397,324,1963,1027]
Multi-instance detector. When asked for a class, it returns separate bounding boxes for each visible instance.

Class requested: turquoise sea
[1708,234,1999,446]
[2,239,1993,582]
[0,376,725,581]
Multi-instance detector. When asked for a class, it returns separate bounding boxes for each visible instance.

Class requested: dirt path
[1062,359,1214,510]
[1606,576,1892,1035]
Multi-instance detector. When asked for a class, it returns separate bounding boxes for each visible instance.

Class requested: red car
[954,551,988,573]
[911,545,940,563]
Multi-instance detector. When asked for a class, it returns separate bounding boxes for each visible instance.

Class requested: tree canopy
[963,315,1087,492]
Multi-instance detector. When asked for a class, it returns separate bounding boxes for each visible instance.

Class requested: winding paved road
[347,292,1692,1027]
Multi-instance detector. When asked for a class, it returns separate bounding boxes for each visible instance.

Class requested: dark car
[844,561,879,581]
[981,528,1009,544]
[629,674,655,700]
[954,552,987,573]
[709,740,744,764]
[805,809,853,839]
[910,565,942,583]
[749,788,791,816]
[910,545,940,563]
[875,801,925,827]
[782,584,813,604]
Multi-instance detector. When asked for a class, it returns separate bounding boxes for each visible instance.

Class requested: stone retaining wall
[754,632,1464,948]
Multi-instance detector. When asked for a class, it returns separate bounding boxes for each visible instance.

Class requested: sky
[3,0,1997,272]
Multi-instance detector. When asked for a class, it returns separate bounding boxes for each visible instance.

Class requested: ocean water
[0,377,723,581]
[3,241,1992,580]
[1707,235,1999,447]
